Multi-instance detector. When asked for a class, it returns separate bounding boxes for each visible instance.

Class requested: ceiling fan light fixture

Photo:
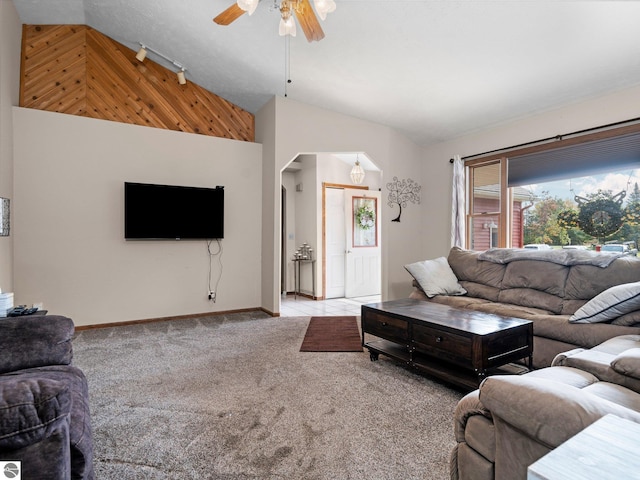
[135,46,147,62]
[350,158,365,185]
[279,15,297,37]
[313,0,336,20]
[237,0,259,15]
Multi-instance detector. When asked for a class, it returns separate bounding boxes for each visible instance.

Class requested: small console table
[292,258,315,298]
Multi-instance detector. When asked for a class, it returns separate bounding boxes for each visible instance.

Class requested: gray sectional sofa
[451,335,640,480]
[0,315,93,479]
[409,247,640,368]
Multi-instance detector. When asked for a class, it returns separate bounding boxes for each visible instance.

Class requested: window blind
[508,131,640,187]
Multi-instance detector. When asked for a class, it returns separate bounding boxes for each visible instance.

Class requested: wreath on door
[355,204,376,230]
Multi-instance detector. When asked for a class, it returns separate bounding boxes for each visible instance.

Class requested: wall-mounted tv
[124,182,224,240]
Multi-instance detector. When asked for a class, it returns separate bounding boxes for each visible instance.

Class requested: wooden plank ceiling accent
[20,25,254,142]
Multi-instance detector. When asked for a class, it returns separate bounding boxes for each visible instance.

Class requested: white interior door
[345,189,381,298]
[325,188,346,299]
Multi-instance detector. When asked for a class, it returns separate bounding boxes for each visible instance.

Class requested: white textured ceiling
[12,0,640,146]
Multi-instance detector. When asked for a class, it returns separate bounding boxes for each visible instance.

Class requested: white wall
[13,108,263,326]
[420,85,640,260]
[292,154,317,296]
[257,96,424,314]
[0,0,21,293]
[281,170,296,293]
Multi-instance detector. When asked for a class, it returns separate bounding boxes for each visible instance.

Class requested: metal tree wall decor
[387,176,421,222]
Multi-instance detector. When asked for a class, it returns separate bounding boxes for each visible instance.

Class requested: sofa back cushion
[565,256,640,300]
[498,288,565,314]
[502,260,569,297]
[448,247,505,288]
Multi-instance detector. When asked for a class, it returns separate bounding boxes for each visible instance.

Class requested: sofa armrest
[453,389,491,442]
[479,374,640,449]
[0,316,74,374]
[0,376,71,449]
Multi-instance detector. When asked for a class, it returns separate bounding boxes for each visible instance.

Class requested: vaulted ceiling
[12,0,640,146]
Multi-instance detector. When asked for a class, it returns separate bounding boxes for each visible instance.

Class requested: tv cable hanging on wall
[207,239,223,302]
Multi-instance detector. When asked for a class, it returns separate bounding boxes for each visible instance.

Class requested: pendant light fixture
[350,155,365,185]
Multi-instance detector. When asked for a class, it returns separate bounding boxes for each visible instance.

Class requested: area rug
[300,316,363,352]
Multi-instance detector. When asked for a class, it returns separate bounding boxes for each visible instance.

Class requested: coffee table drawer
[413,323,471,364]
[362,312,409,343]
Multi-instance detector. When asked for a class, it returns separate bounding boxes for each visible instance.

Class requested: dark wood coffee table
[361,298,533,390]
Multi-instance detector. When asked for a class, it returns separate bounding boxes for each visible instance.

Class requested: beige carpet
[72,312,464,479]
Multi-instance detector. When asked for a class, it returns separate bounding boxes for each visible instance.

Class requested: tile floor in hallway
[280,294,381,317]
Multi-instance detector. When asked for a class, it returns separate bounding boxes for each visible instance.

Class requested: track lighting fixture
[135,46,147,62]
[135,43,188,85]
[177,69,186,85]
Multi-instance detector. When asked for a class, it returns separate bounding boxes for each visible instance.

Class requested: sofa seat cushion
[7,365,93,478]
[408,289,491,309]
[556,348,640,394]
[0,376,70,450]
[459,281,501,302]
[582,382,640,411]
[525,314,640,349]
[591,334,640,354]
[427,295,491,309]
[464,301,553,318]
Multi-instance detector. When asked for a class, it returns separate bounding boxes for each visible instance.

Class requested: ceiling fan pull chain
[284,35,292,97]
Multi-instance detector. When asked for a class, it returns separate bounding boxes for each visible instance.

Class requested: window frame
[464,122,640,250]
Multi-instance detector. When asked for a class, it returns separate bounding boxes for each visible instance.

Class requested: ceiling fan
[213,0,336,42]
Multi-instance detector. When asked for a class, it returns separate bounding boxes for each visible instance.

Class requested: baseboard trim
[75,307,272,331]
[285,292,324,301]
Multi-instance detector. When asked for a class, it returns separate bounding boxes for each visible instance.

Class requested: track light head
[135,46,147,62]
[177,69,186,85]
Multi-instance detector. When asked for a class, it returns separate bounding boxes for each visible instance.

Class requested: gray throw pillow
[569,281,640,323]
[405,257,467,298]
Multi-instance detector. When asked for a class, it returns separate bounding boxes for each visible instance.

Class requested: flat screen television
[124,182,224,239]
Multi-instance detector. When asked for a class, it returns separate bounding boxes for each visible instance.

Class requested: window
[465,123,640,250]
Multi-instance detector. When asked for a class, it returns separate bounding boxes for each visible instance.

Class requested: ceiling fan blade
[294,0,325,42]
[214,3,246,25]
